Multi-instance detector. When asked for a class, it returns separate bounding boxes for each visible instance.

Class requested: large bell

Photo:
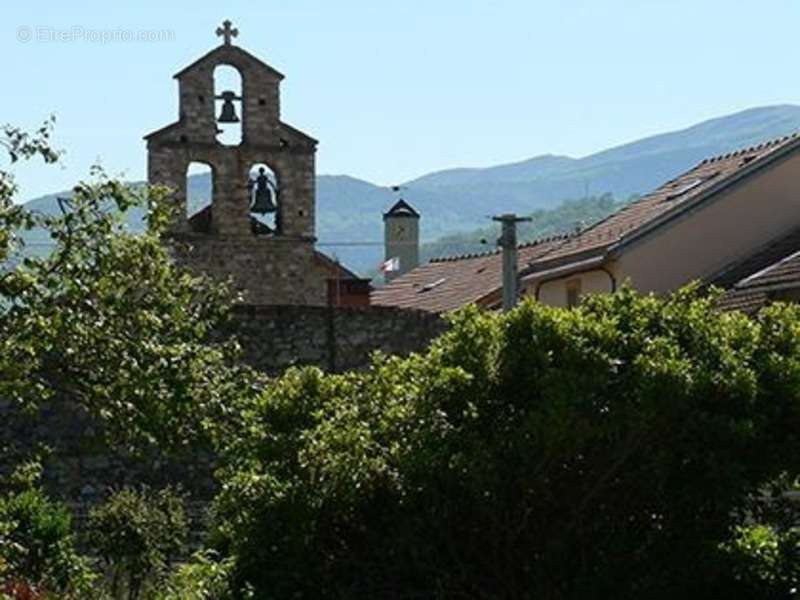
[250,167,277,214]
[251,188,277,214]
[217,91,240,123]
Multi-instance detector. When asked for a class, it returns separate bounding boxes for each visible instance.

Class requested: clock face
[394,223,408,239]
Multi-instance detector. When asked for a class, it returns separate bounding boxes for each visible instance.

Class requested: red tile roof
[716,289,771,314]
[314,250,364,281]
[370,235,568,313]
[375,133,800,312]
[710,226,800,290]
[524,133,800,273]
[717,239,800,313]
[735,249,800,289]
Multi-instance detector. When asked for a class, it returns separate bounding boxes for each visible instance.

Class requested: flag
[379,256,400,273]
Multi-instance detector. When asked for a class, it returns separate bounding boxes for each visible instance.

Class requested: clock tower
[383,198,420,282]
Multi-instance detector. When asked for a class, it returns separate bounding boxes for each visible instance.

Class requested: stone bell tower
[145,20,331,305]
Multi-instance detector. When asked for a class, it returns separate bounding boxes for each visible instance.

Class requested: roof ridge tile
[698,131,800,165]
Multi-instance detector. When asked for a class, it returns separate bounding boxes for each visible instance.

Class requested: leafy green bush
[207,288,800,599]
[718,485,800,599]
[0,464,95,598]
[726,523,800,595]
[87,486,187,600]
[153,550,250,600]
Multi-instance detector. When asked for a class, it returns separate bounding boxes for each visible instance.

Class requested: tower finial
[216,20,239,46]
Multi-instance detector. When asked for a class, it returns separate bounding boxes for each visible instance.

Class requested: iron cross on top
[216,20,238,45]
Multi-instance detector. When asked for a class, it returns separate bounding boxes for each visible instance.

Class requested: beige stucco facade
[528,151,800,307]
[532,268,617,308]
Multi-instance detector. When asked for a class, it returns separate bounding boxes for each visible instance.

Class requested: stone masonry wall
[168,234,328,306]
[146,41,323,306]
[230,304,447,374]
[1,306,447,508]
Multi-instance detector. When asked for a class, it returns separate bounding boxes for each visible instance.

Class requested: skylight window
[665,171,719,202]
[419,278,447,293]
[666,178,704,201]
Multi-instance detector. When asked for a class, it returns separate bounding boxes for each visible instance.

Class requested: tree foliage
[0,461,95,599]
[4,121,800,597]
[209,288,800,598]
[87,486,188,600]
[0,120,253,449]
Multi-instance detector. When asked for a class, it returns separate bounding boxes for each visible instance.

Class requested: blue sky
[4,0,800,200]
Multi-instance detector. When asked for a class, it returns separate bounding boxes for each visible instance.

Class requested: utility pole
[493,213,532,311]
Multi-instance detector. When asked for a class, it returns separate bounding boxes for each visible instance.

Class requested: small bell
[217,91,240,123]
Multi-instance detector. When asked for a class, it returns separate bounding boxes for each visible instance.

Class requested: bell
[217,91,240,123]
[250,166,277,214]
[251,189,277,214]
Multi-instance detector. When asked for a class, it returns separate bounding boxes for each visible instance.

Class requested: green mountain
[19,105,800,275]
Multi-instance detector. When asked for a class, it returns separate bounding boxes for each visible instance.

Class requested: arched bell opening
[213,64,243,146]
[247,163,280,235]
[186,161,214,233]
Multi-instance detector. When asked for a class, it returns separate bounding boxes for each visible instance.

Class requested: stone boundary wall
[229,304,447,375]
[1,305,447,507]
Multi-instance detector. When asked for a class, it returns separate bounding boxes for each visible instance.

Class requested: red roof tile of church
[314,251,365,281]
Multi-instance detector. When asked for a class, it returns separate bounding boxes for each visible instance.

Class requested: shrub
[208,288,800,599]
[0,464,95,598]
[87,486,187,600]
[719,487,800,598]
[153,550,249,600]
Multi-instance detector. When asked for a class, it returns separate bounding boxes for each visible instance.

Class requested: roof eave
[520,254,608,285]
[143,121,182,141]
[279,121,318,146]
[520,246,608,280]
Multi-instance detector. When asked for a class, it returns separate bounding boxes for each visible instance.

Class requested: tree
[87,486,188,600]
[208,288,800,599]
[0,120,254,449]
[0,121,270,598]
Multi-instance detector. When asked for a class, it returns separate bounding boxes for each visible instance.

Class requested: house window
[566,279,582,308]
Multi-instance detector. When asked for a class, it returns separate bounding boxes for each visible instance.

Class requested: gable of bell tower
[144,21,332,307]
